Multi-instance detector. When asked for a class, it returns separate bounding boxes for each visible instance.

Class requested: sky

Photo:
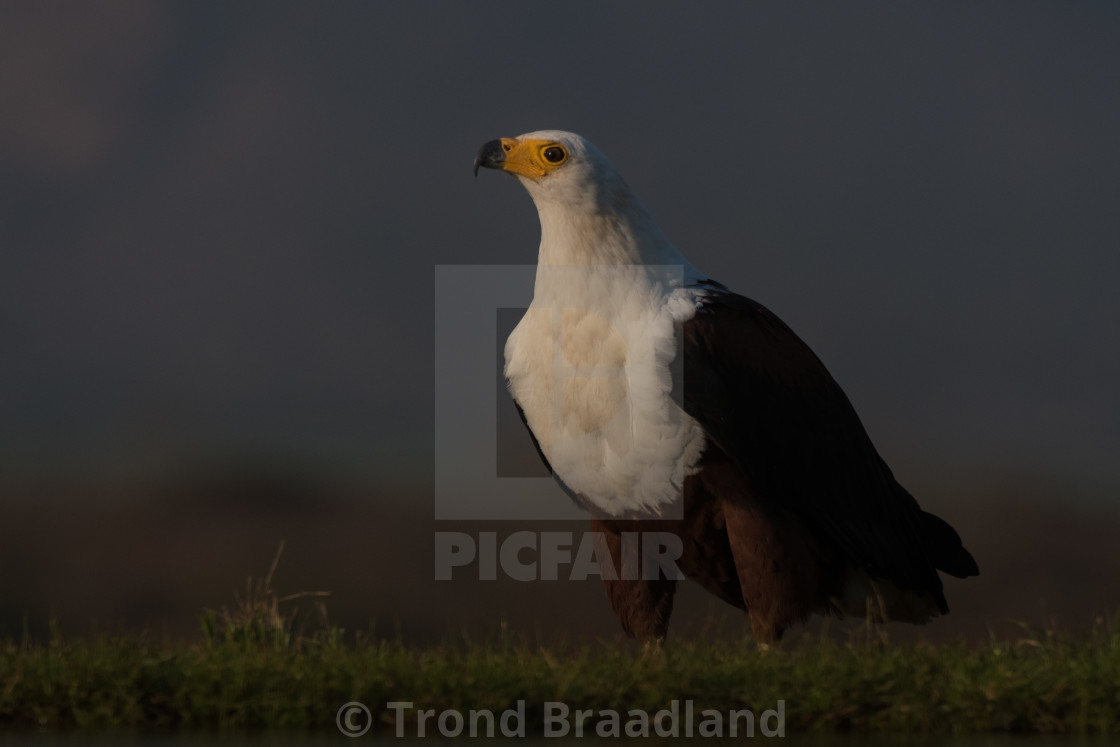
[2,1,1119,510]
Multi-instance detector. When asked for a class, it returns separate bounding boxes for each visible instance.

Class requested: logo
[336,701,372,737]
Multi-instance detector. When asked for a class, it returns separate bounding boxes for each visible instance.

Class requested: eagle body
[475,130,978,643]
[504,269,707,516]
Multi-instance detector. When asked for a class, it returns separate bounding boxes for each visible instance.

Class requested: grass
[1,550,1118,735]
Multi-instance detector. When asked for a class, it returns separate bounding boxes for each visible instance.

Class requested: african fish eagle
[474,130,978,643]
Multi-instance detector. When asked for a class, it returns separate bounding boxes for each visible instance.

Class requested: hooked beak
[473,139,505,177]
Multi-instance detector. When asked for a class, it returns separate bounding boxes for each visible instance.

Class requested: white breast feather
[505,272,707,516]
[495,130,712,516]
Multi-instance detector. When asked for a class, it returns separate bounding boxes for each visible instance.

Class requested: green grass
[1,548,1118,734]
[2,621,1118,734]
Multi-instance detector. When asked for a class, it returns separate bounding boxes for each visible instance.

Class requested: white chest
[504,277,707,516]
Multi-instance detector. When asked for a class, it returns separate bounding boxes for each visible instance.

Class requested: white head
[475,130,691,272]
[474,130,635,215]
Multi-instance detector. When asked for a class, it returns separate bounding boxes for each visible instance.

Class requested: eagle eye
[541,145,567,164]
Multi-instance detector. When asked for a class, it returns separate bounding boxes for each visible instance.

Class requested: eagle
[474,130,978,644]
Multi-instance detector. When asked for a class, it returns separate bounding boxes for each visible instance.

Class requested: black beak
[473,139,505,177]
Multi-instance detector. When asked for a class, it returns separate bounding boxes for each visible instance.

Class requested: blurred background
[2,1,1118,643]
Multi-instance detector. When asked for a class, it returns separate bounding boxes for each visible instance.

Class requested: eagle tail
[919,510,979,578]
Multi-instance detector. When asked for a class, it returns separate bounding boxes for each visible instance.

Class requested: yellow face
[493,137,569,181]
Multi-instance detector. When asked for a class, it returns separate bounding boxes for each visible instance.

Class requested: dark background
[2,1,1118,642]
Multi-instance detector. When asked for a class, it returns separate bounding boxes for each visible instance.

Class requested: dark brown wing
[681,287,978,605]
